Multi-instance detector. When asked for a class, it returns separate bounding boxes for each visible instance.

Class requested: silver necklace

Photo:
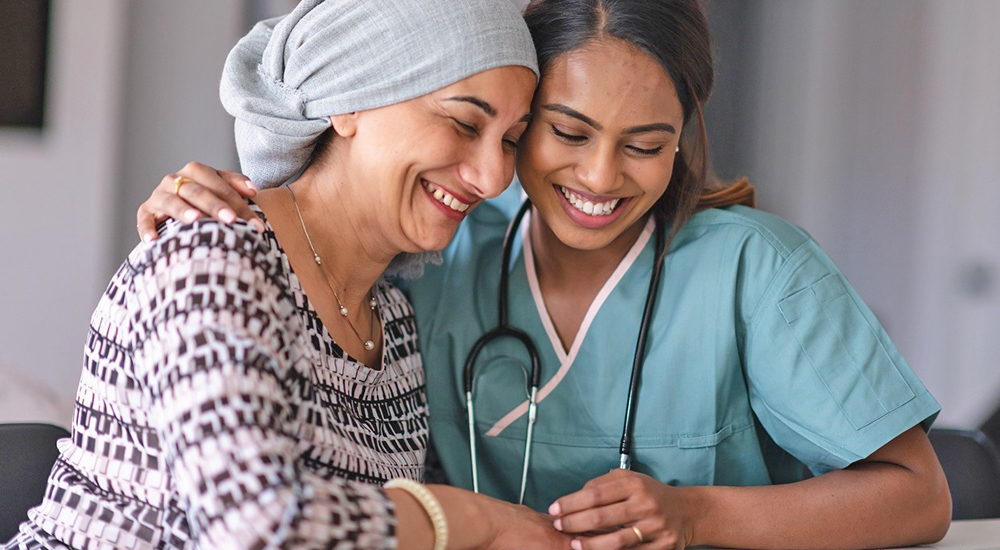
[287,186,379,351]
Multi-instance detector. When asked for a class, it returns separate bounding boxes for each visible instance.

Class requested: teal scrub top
[407,198,940,511]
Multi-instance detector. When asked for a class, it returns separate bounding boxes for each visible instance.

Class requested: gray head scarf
[220,0,538,188]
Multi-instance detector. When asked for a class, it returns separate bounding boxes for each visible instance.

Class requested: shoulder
[129,218,280,278]
[124,219,287,312]
[123,219,300,368]
[671,205,834,289]
[668,206,847,327]
[677,205,814,261]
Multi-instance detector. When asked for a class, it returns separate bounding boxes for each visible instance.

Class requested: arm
[130,222,568,550]
[553,237,951,550]
[688,424,950,549]
[551,425,949,550]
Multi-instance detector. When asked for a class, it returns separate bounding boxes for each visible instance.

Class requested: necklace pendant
[364,340,375,351]
[313,254,322,265]
[339,305,349,317]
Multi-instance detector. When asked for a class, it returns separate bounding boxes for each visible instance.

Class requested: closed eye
[626,144,665,156]
[453,118,479,136]
[551,124,587,143]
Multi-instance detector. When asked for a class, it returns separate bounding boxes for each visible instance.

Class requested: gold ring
[174,176,193,196]
[631,526,644,545]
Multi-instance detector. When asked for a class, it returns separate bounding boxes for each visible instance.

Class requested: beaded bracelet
[384,478,449,550]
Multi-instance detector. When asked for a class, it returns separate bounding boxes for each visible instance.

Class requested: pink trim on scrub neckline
[484,214,655,437]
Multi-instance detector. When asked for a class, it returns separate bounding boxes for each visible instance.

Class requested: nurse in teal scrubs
[136,1,951,548]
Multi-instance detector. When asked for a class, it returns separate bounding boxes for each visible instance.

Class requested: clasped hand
[547,469,694,550]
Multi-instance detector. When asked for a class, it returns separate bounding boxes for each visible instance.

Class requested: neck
[529,209,649,287]
[269,163,398,307]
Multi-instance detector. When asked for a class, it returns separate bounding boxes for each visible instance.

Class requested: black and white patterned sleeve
[126,221,396,550]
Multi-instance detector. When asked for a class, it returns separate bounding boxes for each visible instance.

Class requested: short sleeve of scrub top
[738,219,939,473]
[406,202,940,509]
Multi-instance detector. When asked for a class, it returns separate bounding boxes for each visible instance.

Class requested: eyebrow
[623,122,676,135]
[445,96,497,117]
[543,103,676,135]
[542,104,601,130]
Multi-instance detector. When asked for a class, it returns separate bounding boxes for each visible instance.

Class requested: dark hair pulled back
[523,0,755,249]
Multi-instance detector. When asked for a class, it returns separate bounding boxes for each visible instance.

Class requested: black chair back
[0,423,69,542]
[928,427,1000,519]
[983,405,1000,456]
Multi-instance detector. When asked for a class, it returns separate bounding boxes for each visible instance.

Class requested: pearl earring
[675,146,680,153]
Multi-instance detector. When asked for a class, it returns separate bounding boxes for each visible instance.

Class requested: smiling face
[516,38,684,251]
[338,65,536,253]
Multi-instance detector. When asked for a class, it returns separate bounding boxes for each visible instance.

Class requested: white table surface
[891,518,1000,550]
[702,518,1000,550]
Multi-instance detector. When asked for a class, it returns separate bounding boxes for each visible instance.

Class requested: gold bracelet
[384,478,448,550]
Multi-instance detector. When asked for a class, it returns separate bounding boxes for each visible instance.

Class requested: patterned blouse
[5,207,428,550]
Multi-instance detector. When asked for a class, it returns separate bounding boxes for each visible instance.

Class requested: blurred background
[0,1,997,439]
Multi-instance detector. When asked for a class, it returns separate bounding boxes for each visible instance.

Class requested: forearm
[686,460,951,549]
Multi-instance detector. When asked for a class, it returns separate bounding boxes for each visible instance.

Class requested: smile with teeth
[559,185,621,216]
[423,180,471,212]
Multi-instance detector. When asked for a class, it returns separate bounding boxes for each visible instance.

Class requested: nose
[457,141,512,200]
[574,144,622,194]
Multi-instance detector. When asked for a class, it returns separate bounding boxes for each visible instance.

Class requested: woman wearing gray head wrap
[4,1,571,550]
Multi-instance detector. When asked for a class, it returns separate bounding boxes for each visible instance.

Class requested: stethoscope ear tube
[464,325,542,505]
[464,199,541,504]
[618,216,667,470]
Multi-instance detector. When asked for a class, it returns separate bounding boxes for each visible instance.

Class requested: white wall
[911,0,1000,426]
[0,0,244,427]
[0,0,127,426]
[114,0,243,261]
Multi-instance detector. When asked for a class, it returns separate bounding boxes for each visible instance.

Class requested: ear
[329,113,359,138]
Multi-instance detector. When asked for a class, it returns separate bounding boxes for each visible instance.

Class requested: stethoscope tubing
[619,219,666,469]
[464,200,540,503]
[464,324,541,501]
[464,199,666,503]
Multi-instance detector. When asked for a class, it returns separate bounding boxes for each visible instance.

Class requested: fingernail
[183,209,199,223]
[252,219,266,232]
[244,179,256,190]
[571,539,582,550]
[553,519,563,532]
[142,233,156,243]
[548,502,561,516]
[220,209,236,223]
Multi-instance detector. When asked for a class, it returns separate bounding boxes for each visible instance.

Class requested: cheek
[502,154,517,185]
[632,160,675,199]
[517,129,570,189]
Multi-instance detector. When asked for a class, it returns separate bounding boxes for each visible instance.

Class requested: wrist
[678,485,712,547]
[386,479,450,550]
[426,485,493,550]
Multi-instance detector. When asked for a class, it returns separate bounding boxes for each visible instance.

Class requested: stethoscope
[463,199,667,504]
